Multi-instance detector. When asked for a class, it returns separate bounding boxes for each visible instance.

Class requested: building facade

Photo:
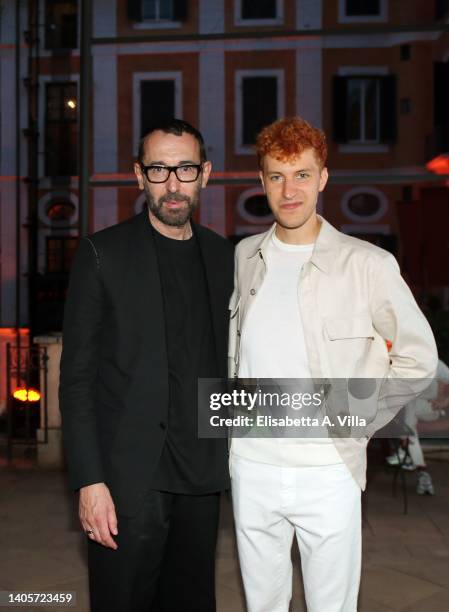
[1,0,448,349]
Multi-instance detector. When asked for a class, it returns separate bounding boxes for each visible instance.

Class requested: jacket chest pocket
[324,313,375,341]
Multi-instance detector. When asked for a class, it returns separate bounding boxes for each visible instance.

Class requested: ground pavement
[1,443,448,611]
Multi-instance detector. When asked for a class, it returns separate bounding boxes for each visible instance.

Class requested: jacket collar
[247,215,341,275]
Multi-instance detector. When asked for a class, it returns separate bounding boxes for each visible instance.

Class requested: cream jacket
[228,217,438,489]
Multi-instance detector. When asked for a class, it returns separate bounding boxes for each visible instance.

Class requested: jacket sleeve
[365,252,438,436]
[59,237,105,490]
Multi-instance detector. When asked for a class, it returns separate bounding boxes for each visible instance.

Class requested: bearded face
[143,181,201,227]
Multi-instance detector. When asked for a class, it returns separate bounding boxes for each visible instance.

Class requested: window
[236,70,284,153]
[347,78,379,142]
[236,188,274,223]
[45,0,78,49]
[243,195,272,218]
[141,80,175,136]
[347,193,381,217]
[338,0,386,22]
[46,200,76,222]
[127,0,187,22]
[38,192,79,226]
[242,77,278,145]
[332,75,396,145]
[45,82,78,176]
[345,0,380,16]
[435,0,449,19]
[341,187,387,222]
[432,61,449,157]
[235,0,283,25]
[133,72,182,153]
[242,0,276,19]
[46,237,78,274]
[143,0,173,20]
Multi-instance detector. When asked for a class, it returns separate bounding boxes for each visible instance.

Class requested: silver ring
[85,529,94,536]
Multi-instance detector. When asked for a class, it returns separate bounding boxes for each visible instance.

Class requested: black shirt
[150,226,229,494]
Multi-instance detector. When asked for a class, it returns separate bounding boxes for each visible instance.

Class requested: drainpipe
[79,0,92,236]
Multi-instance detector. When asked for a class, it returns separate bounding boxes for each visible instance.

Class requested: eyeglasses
[140,163,203,183]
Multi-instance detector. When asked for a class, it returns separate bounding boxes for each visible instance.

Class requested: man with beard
[59,119,234,611]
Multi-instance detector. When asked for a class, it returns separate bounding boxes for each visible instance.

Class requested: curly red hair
[256,117,327,169]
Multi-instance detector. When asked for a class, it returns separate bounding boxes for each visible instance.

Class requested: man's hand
[79,482,118,549]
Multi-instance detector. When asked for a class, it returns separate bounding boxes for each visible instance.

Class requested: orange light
[12,387,41,402]
[426,154,449,175]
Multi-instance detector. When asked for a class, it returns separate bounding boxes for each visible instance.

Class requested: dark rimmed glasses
[140,163,203,183]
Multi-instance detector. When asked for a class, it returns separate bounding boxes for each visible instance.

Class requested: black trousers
[88,490,221,612]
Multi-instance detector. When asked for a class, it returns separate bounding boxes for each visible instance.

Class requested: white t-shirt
[232,233,343,466]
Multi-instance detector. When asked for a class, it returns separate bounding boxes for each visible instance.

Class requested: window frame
[37,227,78,274]
[338,0,388,23]
[132,71,183,156]
[235,69,285,155]
[346,77,381,144]
[38,75,80,180]
[38,191,79,229]
[133,0,182,29]
[43,78,79,178]
[336,66,392,153]
[234,0,284,27]
[42,0,79,52]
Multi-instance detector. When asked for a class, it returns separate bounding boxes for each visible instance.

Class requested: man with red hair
[228,116,437,611]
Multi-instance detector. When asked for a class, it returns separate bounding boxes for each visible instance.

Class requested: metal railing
[5,344,49,460]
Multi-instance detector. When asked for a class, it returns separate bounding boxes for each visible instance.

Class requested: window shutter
[242,77,277,146]
[141,80,175,137]
[379,75,397,143]
[173,0,188,21]
[332,76,348,143]
[127,0,142,22]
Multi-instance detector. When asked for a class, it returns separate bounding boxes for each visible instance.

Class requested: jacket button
[159,421,166,430]
[250,289,256,295]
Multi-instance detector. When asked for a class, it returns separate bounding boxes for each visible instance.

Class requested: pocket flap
[228,293,241,318]
[325,314,374,340]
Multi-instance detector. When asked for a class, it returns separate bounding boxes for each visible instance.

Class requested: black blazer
[59,211,234,516]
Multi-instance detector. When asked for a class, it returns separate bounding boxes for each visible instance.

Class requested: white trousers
[231,455,362,612]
